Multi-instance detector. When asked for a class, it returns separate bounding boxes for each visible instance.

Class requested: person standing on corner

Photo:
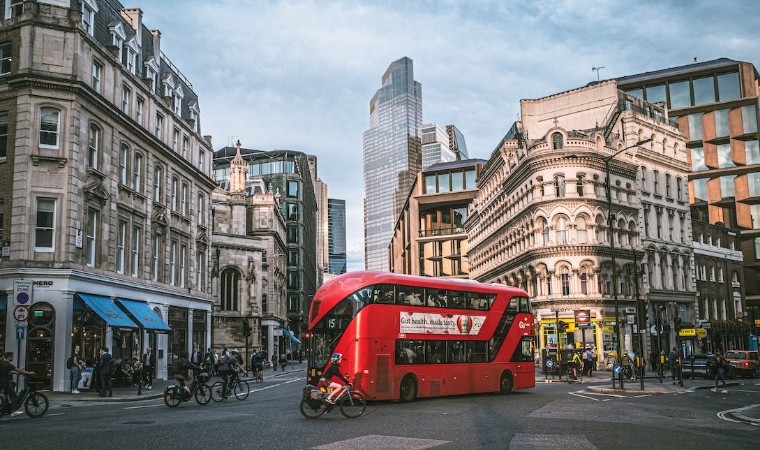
[98,347,113,397]
[70,344,84,394]
[142,347,155,390]
[668,347,679,385]
[272,354,278,371]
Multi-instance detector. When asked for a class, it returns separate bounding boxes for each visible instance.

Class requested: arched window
[629,221,637,247]
[552,132,563,150]
[561,267,570,296]
[576,217,587,244]
[580,266,589,295]
[596,215,606,243]
[221,268,240,311]
[555,175,566,197]
[556,216,568,244]
[659,253,668,289]
[542,219,550,245]
[672,257,680,290]
[617,218,626,246]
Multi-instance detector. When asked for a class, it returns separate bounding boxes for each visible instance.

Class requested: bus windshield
[311,286,372,368]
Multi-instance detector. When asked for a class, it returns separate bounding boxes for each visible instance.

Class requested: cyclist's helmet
[231,349,240,355]
[330,353,342,363]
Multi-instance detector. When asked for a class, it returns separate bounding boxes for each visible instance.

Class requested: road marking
[568,391,611,402]
[717,403,760,426]
[313,435,448,450]
[125,403,164,410]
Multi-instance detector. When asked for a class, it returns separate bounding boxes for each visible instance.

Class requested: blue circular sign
[546,360,553,368]
[613,364,622,374]
[16,292,29,305]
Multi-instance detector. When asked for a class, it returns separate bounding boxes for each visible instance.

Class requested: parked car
[724,350,759,378]
[680,354,737,379]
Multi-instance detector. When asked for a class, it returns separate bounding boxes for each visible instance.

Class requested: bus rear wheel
[399,376,417,402]
[500,372,514,394]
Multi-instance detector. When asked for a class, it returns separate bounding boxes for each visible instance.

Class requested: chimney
[204,135,213,147]
[120,8,143,35]
[151,29,161,58]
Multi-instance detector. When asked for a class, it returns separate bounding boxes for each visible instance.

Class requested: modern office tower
[0,1,215,391]
[446,125,469,160]
[328,199,347,275]
[389,159,485,278]
[467,80,693,359]
[421,123,457,169]
[213,146,318,343]
[309,155,330,285]
[617,58,756,338]
[363,57,423,271]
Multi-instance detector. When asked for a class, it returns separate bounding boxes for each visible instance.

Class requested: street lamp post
[604,138,652,389]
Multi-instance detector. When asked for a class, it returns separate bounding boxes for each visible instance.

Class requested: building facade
[446,125,469,160]
[421,123,456,169]
[617,58,756,338]
[328,198,347,275]
[363,56,423,272]
[466,80,695,360]
[213,146,317,343]
[210,141,287,360]
[310,155,329,286]
[389,159,484,278]
[0,1,215,391]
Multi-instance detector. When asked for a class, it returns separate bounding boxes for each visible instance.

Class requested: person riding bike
[321,353,351,404]
[569,350,582,380]
[253,351,264,379]
[621,350,634,379]
[223,350,248,398]
[174,351,201,395]
[1,352,35,417]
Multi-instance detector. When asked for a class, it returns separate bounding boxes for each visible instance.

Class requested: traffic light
[243,322,251,337]
[558,321,568,333]
[674,317,682,333]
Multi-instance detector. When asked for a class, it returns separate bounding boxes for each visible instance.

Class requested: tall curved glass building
[362,57,423,271]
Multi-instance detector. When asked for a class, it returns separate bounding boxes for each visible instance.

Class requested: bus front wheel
[399,376,417,402]
[500,372,514,394]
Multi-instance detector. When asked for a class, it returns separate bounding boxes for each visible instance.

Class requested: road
[2,372,759,450]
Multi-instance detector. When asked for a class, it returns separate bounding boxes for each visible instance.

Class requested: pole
[633,250,644,390]
[606,158,622,389]
[137,328,143,396]
[555,309,560,379]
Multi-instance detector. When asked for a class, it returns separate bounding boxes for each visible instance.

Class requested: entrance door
[27,302,55,389]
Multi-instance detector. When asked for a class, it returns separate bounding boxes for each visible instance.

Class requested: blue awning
[0,293,6,310]
[77,293,138,330]
[282,328,301,344]
[117,298,171,332]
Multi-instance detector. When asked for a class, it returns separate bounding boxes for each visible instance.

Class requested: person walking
[271,354,278,372]
[69,344,84,394]
[98,347,113,397]
[712,351,729,393]
[668,347,679,385]
[280,354,287,372]
[142,347,155,390]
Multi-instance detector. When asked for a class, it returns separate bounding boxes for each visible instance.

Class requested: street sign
[701,322,712,330]
[627,315,635,324]
[679,328,696,337]
[14,305,30,322]
[697,328,707,338]
[16,325,25,340]
[14,279,33,305]
[575,310,590,327]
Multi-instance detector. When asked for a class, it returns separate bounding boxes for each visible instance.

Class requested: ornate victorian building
[466,80,696,358]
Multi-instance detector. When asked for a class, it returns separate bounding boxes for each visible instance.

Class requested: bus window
[449,342,466,363]
[373,284,395,303]
[511,336,535,362]
[397,340,423,364]
[426,289,446,307]
[398,286,424,305]
[467,292,489,310]
[518,296,531,313]
[426,341,446,363]
[506,297,519,313]
[449,291,466,309]
[348,287,372,313]
[467,341,488,362]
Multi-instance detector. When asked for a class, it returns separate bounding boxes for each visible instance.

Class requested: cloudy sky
[138,0,760,272]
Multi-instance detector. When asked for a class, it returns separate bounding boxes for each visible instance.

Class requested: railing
[419,227,466,237]
[161,51,193,89]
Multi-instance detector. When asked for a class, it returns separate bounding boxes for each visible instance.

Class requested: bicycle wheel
[233,380,249,400]
[299,398,326,419]
[210,382,226,402]
[24,392,49,418]
[339,391,366,418]
[163,388,181,408]
[195,384,212,405]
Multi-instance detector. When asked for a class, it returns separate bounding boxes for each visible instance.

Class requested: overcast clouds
[137,0,760,271]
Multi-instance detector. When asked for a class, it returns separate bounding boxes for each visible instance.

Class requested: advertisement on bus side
[399,312,486,335]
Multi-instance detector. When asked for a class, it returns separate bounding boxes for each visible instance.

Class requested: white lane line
[124,403,164,410]
[717,403,760,426]
[569,391,610,402]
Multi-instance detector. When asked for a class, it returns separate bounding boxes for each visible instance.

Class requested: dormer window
[124,37,139,75]
[162,73,175,98]
[143,57,159,83]
[109,21,127,62]
[173,85,184,116]
[81,0,98,36]
[552,132,563,150]
[4,1,24,20]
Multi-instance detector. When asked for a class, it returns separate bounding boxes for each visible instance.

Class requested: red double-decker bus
[304,271,535,401]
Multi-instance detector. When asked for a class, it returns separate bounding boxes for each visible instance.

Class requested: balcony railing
[419,226,466,237]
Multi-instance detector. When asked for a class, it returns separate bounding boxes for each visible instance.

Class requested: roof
[617,58,741,85]
[423,158,487,173]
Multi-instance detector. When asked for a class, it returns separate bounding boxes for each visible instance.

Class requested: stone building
[466,80,695,359]
[0,1,215,391]
[210,141,287,360]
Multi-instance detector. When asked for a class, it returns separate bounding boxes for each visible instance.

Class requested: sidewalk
[46,364,306,404]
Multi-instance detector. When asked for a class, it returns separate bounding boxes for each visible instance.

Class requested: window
[131,226,141,277]
[580,267,588,295]
[155,114,163,139]
[640,167,648,191]
[668,214,674,241]
[169,241,177,286]
[182,136,188,159]
[676,177,682,200]
[125,41,137,75]
[665,174,672,198]
[669,80,691,108]
[451,171,464,191]
[688,114,703,142]
[39,107,60,148]
[560,267,570,296]
[0,112,7,159]
[438,173,450,193]
[656,211,662,239]
[172,92,181,115]
[693,178,708,202]
[85,208,98,267]
[152,235,161,282]
[122,87,131,115]
[81,0,97,35]
[179,244,187,287]
[715,109,729,138]
[288,249,299,265]
[679,215,685,243]
[465,170,476,189]
[172,128,179,152]
[119,145,128,184]
[196,251,205,291]
[0,42,11,75]
[556,216,568,244]
[287,180,299,198]
[136,98,144,126]
[555,175,565,197]
[35,198,55,250]
[576,217,587,244]
[287,203,298,220]
[576,175,584,196]
[720,175,736,198]
[717,144,735,168]
[116,221,126,274]
[221,268,240,311]
[717,72,740,101]
[171,178,178,212]
[542,220,549,245]
[552,132,563,150]
[181,182,187,216]
[746,141,760,165]
[133,153,142,192]
[153,166,163,203]
[693,76,715,105]
[198,149,205,172]
[91,61,101,92]
[87,125,99,169]
[197,194,205,226]
[742,105,758,134]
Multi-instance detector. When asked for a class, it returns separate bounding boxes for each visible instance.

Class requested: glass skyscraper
[362,57,423,271]
[328,199,347,275]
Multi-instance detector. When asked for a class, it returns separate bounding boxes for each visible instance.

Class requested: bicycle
[300,383,366,419]
[163,369,212,408]
[566,363,582,384]
[0,374,49,419]
[252,363,264,383]
[211,372,249,402]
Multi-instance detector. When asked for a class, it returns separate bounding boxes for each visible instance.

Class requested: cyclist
[174,351,200,395]
[568,350,582,380]
[253,351,265,380]
[224,350,248,398]
[321,353,351,404]
[1,351,35,417]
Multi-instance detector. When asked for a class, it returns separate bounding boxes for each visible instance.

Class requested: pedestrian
[131,357,143,388]
[190,345,202,366]
[668,347,679,385]
[280,354,287,371]
[272,354,278,371]
[142,347,155,390]
[298,350,303,364]
[98,346,113,397]
[712,351,728,393]
[69,344,84,394]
